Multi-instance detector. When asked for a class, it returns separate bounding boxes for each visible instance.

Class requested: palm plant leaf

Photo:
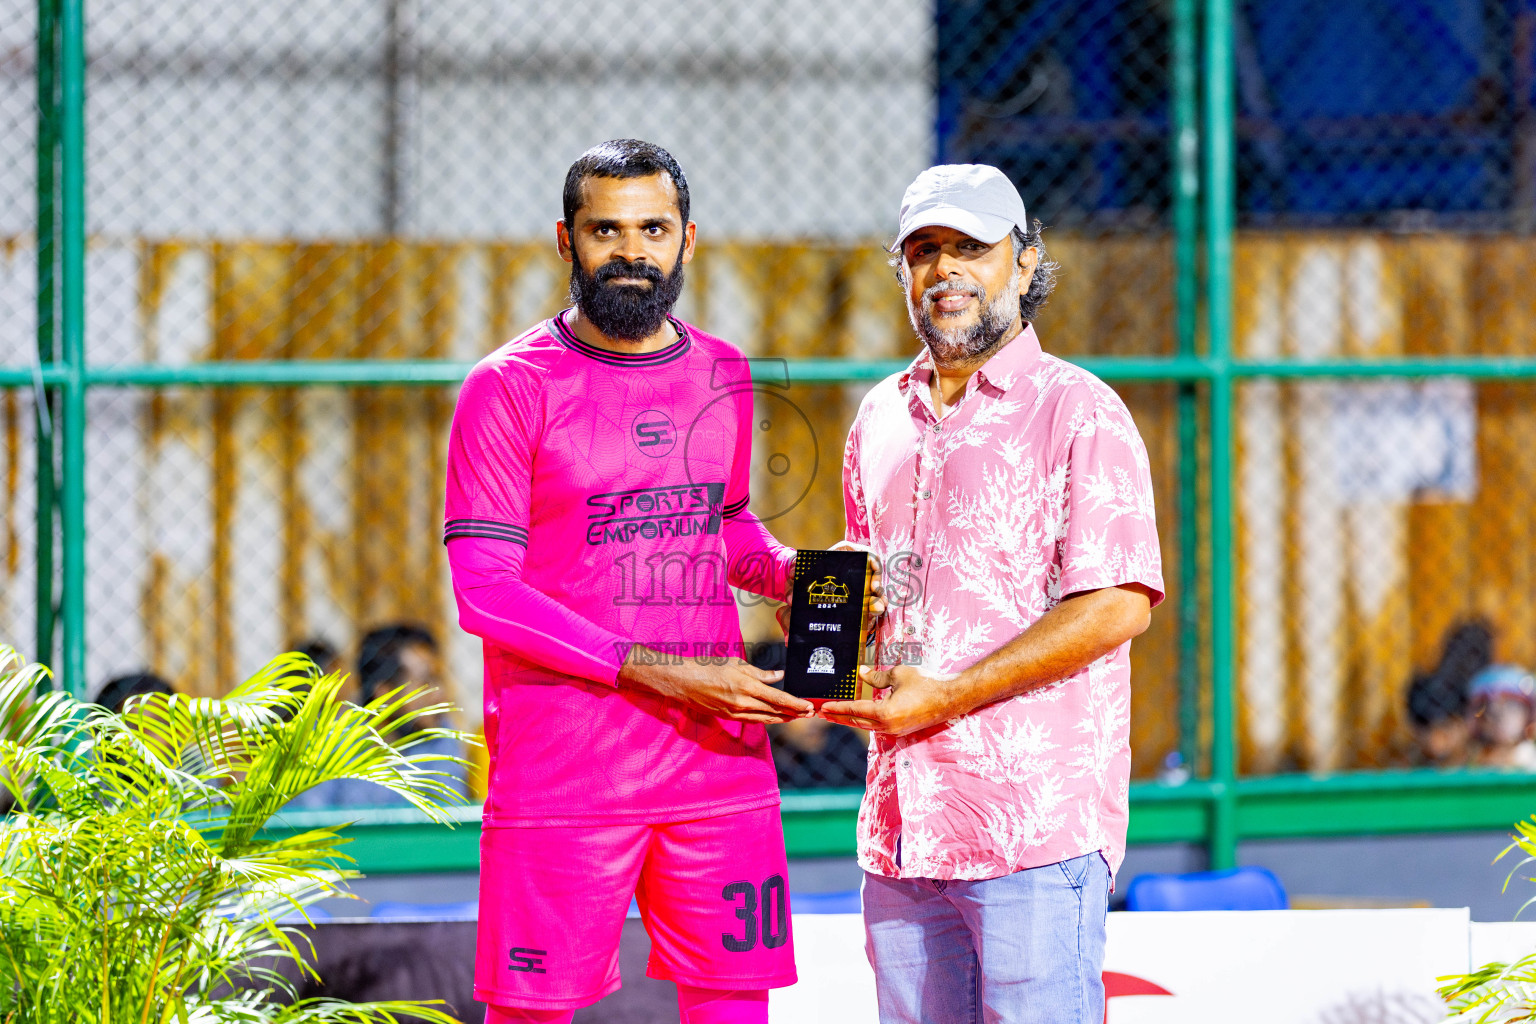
[1440,816,1536,1020]
[0,644,471,1024]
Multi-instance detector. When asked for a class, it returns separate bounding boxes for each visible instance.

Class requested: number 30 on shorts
[720,874,788,952]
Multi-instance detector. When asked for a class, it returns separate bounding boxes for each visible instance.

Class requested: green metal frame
[15,0,1536,876]
[261,769,1536,872]
[34,0,58,678]
[1171,0,1203,779]
[15,355,1536,391]
[59,0,87,704]
[1204,0,1240,871]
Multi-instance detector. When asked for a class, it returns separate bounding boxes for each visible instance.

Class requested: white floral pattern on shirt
[843,325,1164,881]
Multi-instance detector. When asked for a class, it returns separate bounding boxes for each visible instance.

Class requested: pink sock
[676,984,770,1024]
[484,1006,574,1024]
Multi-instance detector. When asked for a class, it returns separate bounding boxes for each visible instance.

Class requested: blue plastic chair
[1124,866,1287,911]
[368,899,478,921]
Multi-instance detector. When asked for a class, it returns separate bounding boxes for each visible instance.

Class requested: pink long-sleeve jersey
[444,310,795,826]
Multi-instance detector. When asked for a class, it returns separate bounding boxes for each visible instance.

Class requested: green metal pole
[58,0,85,698]
[1204,0,1238,869]
[1171,0,1202,775]
[34,0,59,677]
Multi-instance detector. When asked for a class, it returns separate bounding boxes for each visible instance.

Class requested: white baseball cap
[894,164,1027,249]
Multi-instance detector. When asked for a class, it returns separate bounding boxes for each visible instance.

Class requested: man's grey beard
[907,272,1020,365]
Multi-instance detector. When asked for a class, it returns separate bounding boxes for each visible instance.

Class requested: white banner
[774,909,1493,1023]
[1332,379,1477,502]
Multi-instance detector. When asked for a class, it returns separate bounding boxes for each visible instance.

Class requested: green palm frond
[0,644,472,1024]
[187,996,460,1024]
[1440,816,1536,1020]
[1440,953,1536,1021]
[0,650,99,815]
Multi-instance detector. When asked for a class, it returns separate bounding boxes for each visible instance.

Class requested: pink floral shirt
[843,324,1164,881]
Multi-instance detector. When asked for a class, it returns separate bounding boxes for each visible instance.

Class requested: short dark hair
[357,623,437,704]
[95,672,175,714]
[1407,671,1468,727]
[292,637,339,673]
[1435,619,1493,689]
[562,139,690,233]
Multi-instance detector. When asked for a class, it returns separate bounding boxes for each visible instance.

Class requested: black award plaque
[782,549,874,705]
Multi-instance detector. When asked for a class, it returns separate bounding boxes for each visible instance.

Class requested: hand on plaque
[828,541,886,635]
[818,664,959,736]
[618,648,814,724]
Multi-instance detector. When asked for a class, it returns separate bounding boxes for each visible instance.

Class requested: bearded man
[820,164,1165,1024]
[444,139,813,1024]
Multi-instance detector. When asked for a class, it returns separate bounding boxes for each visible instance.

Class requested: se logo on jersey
[508,946,548,974]
[632,409,676,457]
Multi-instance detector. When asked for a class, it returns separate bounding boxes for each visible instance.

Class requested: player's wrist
[617,645,693,699]
[617,645,661,691]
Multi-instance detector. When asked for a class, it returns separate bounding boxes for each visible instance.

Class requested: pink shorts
[475,805,798,1009]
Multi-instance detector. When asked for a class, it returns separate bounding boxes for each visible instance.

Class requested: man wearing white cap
[820,165,1165,1023]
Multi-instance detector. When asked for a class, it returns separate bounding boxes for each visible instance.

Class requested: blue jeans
[862,853,1111,1024]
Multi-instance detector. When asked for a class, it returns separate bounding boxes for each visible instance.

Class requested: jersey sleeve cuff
[606,639,636,685]
[443,518,529,546]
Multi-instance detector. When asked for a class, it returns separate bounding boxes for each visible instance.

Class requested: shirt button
[901,759,911,768]
[902,625,916,636]
[919,490,931,500]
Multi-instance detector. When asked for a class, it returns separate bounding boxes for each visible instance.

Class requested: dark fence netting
[1231,1,1536,772]
[19,1,1535,786]
[0,0,1205,790]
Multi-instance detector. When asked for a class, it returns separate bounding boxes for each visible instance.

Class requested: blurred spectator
[93,673,186,774]
[1469,665,1536,770]
[93,672,174,714]
[357,624,445,722]
[272,638,344,721]
[1406,671,1470,767]
[1436,620,1494,692]
[750,641,869,789]
[287,623,468,810]
[1401,619,1492,767]
[292,637,342,676]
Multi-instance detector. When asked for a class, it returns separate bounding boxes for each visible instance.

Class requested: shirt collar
[898,323,1044,402]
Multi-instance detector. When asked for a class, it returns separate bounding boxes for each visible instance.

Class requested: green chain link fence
[4,0,1536,872]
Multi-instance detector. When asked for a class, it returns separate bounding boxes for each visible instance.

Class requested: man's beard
[569,249,686,341]
[907,273,1019,365]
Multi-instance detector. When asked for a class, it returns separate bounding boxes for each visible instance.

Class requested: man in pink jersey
[445,140,813,1024]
